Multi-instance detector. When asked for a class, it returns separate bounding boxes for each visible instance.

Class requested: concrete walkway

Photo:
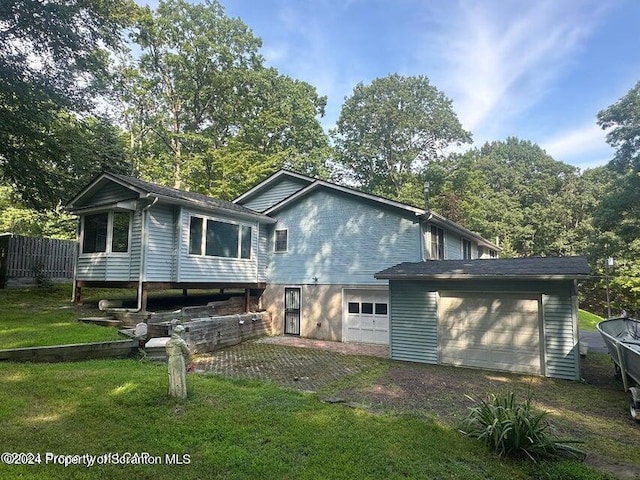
[580,330,608,354]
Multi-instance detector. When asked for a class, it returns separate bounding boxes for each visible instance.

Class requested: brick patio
[192,336,387,392]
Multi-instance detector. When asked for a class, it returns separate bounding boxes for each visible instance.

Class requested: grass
[0,360,609,480]
[0,284,124,349]
[579,309,604,332]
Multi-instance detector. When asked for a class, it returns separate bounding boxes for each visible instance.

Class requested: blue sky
[142,0,640,170]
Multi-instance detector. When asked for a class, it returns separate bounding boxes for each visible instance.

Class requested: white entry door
[344,289,389,344]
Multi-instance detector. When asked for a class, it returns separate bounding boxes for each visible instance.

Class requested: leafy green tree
[0,0,136,209]
[424,138,592,258]
[124,0,330,199]
[592,83,640,313]
[331,74,471,199]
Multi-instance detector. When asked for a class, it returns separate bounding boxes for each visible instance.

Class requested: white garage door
[344,289,389,344]
[438,293,541,375]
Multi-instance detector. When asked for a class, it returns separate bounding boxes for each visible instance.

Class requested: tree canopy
[0,0,136,209]
[331,74,471,199]
[120,0,330,199]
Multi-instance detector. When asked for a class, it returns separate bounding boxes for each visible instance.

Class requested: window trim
[274,228,288,253]
[80,210,132,256]
[187,214,253,260]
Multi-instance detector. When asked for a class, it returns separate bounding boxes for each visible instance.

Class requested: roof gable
[375,256,590,280]
[66,173,275,223]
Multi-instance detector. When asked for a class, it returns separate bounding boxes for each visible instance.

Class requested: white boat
[597,317,640,421]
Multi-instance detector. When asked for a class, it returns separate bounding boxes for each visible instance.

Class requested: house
[375,257,590,380]
[67,170,589,380]
[65,172,276,310]
[233,170,500,343]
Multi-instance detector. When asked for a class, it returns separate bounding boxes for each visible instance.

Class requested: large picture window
[82,211,130,254]
[189,216,252,259]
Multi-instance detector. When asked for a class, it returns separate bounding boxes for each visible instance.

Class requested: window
[348,302,359,314]
[489,249,497,258]
[462,238,472,259]
[189,217,203,255]
[375,303,388,315]
[83,213,108,253]
[430,225,445,260]
[361,302,373,314]
[240,225,251,259]
[275,229,288,252]
[206,220,238,258]
[112,212,130,252]
[188,216,251,259]
[82,211,130,254]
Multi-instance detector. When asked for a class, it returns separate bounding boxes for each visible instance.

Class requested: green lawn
[579,309,604,332]
[0,284,125,349]
[0,360,608,480]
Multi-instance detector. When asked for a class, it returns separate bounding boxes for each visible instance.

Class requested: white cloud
[542,122,612,169]
[420,0,609,135]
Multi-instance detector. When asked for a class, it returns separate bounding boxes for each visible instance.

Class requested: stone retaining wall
[146,312,272,357]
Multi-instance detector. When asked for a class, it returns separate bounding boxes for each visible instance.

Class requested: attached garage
[343,289,389,344]
[375,257,590,380]
[438,293,541,375]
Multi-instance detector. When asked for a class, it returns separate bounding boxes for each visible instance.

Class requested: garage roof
[375,256,590,280]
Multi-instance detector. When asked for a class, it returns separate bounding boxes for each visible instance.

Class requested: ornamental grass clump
[461,392,585,462]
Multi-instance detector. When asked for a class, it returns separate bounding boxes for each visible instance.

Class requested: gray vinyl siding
[241,177,310,212]
[178,207,259,283]
[129,210,142,280]
[389,282,438,363]
[266,189,421,285]
[258,225,268,283]
[145,204,178,282]
[81,181,137,207]
[76,256,107,280]
[543,294,580,380]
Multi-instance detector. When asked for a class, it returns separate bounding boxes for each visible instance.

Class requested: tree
[0,0,136,209]
[423,138,590,258]
[123,0,330,199]
[331,74,471,199]
[593,82,640,314]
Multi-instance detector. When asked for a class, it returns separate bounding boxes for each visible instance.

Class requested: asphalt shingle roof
[109,173,272,221]
[375,256,590,279]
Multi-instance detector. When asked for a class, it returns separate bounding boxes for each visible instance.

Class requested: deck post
[74,285,82,305]
[244,288,250,312]
[141,284,149,312]
[182,289,188,297]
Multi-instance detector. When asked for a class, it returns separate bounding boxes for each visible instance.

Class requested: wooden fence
[0,234,76,287]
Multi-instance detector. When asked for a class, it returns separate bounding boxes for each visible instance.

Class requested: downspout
[109,196,158,313]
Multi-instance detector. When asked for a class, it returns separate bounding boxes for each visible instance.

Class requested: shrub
[461,392,585,462]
